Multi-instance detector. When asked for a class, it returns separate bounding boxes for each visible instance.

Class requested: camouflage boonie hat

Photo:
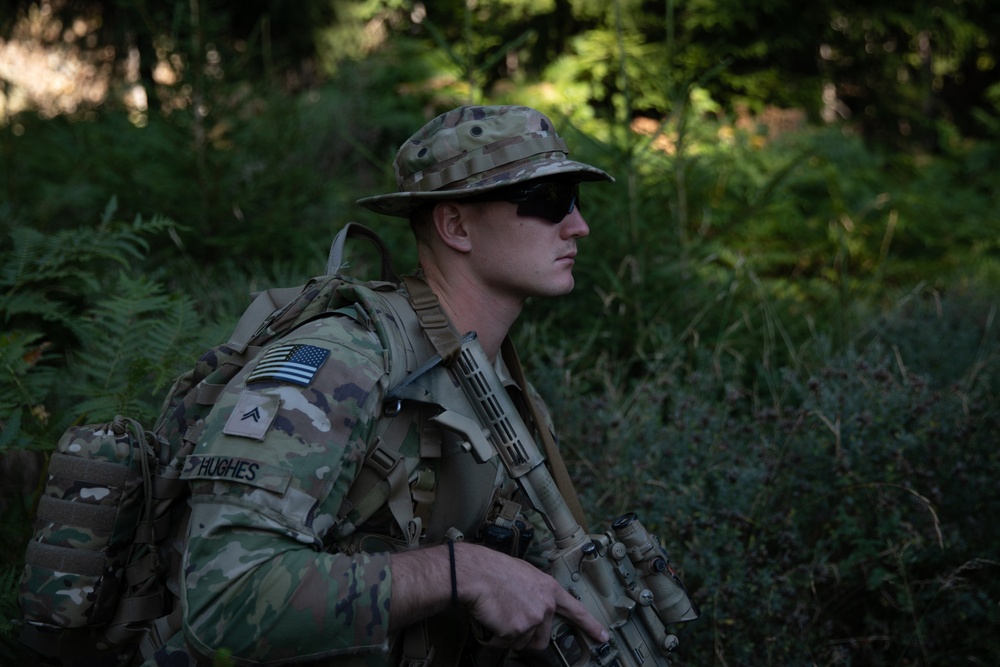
[356,105,614,218]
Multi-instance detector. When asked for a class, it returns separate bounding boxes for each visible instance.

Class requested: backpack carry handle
[326,222,401,283]
[228,224,402,355]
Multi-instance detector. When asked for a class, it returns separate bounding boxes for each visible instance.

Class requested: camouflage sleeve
[179,313,399,663]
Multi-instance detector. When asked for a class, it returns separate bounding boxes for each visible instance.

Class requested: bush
[530,287,1000,666]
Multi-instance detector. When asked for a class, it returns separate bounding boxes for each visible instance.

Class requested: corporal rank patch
[224,391,280,440]
[247,343,330,386]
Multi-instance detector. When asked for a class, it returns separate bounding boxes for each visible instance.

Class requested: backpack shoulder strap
[227,285,305,354]
[402,274,462,364]
[332,283,443,547]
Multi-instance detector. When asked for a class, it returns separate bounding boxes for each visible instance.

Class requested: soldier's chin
[535,284,575,299]
[550,271,577,295]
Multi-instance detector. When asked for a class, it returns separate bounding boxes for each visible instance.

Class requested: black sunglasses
[466,180,581,224]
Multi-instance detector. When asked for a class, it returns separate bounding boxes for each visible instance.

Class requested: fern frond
[67,273,171,418]
[0,292,71,323]
[66,271,213,422]
[2,210,179,296]
[0,331,60,449]
[0,331,57,415]
[141,291,211,393]
[0,210,208,445]
[0,227,42,290]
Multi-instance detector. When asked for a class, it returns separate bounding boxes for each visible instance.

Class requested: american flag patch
[246,344,330,386]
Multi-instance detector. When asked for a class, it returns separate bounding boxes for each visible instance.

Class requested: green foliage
[66,271,203,419]
[0,205,225,448]
[0,566,21,660]
[821,1,1000,147]
[517,110,1000,395]
[532,291,1000,665]
[1,94,423,268]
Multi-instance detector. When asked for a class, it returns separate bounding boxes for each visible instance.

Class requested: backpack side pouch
[19,416,156,630]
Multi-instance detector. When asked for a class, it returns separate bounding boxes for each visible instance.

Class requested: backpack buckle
[366,438,402,475]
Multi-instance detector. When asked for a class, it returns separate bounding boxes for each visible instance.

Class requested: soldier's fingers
[525,614,554,651]
[554,588,609,643]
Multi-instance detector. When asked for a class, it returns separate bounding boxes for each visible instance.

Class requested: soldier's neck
[419,266,522,361]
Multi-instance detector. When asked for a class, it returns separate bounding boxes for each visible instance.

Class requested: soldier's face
[461,196,590,301]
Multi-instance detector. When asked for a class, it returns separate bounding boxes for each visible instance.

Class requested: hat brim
[356,160,613,218]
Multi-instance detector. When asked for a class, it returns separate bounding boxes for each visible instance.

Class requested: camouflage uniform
[164,105,612,666]
[179,304,391,662]
[165,291,555,665]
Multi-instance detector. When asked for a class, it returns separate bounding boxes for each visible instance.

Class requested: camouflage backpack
[16,223,448,666]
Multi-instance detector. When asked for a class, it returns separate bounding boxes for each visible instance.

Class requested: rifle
[387,333,699,667]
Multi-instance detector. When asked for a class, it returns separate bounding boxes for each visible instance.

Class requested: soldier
[169,105,615,665]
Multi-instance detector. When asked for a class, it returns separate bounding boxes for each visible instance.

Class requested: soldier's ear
[432,202,472,253]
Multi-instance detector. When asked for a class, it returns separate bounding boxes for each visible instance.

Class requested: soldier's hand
[455,542,609,651]
[389,542,608,650]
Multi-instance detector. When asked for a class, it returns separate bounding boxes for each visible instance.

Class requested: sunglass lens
[515,183,580,223]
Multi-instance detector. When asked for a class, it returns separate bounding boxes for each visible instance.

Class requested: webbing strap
[36,495,117,534]
[104,590,168,648]
[333,286,442,546]
[402,274,462,364]
[401,618,435,667]
[104,623,145,652]
[110,590,166,625]
[410,465,436,528]
[378,290,422,381]
[47,453,129,489]
[153,509,172,536]
[386,453,421,547]
[138,607,183,662]
[133,512,171,544]
[125,550,158,586]
[134,521,153,544]
[501,337,589,532]
[193,381,229,407]
[25,540,105,576]
[153,471,186,500]
[337,407,422,547]
[228,287,303,354]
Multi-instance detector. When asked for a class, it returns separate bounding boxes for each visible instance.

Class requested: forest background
[1,0,999,664]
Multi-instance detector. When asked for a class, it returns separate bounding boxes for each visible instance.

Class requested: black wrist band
[447,538,458,607]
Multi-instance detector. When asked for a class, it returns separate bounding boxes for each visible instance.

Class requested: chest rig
[335,270,586,556]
